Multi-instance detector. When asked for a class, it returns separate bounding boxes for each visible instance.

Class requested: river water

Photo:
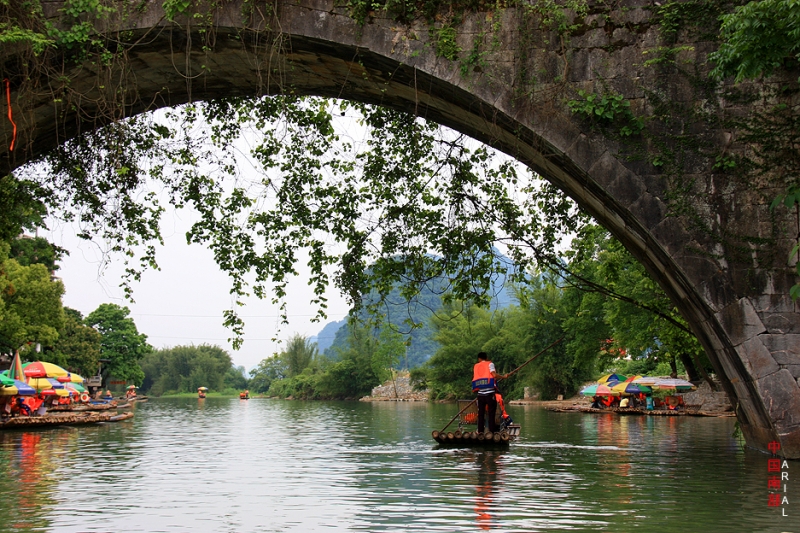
[0,398,795,532]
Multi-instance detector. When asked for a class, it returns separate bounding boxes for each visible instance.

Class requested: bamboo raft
[0,410,134,429]
[50,402,120,412]
[432,425,521,446]
[433,399,521,446]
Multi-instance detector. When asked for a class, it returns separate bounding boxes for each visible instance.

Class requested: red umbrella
[22,361,70,379]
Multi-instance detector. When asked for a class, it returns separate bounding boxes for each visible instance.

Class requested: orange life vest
[472,361,496,393]
[495,393,509,418]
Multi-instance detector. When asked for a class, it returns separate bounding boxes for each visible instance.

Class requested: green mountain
[318,252,515,368]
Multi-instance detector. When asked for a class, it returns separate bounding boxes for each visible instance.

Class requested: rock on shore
[360,375,429,402]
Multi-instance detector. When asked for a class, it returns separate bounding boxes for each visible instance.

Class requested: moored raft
[545,405,735,417]
[0,410,134,429]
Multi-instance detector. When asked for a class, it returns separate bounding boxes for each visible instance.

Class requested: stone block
[759,334,800,365]
[738,337,780,381]
[756,370,800,428]
[763,311,800,335]
[718,298,768,346]
[565,134,610,177]
[571,28,609,49]
[568,49,592,82]
[605,167,646,208]
[628,192,666,231]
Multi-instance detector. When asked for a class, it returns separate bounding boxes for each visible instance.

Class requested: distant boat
[239,391,250,400]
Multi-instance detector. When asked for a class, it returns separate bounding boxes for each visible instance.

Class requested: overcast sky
[45,208,352,372]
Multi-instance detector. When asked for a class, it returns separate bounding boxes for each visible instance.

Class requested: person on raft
[472,352,508,434]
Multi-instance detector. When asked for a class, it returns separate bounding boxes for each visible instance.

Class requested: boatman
[472,352,507,434]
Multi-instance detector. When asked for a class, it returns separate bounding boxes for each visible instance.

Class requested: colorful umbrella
[580,383,620,396]
[27,377,69,396]
[22,361,70,379]
[57,373,85,384]
[198,387,208,391]
[127,385,137,390]
[652,378,696,392]
[0,373,14,387]
[632,376,660,386]
[65,383,86,394]
[8,350,24,381]
[0,379,37,396]
[608,381,652,395]
[597,373,627,384]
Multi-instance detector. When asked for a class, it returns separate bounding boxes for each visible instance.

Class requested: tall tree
[85,303,150,384]
[141,344,233,394]
[44,307,101,376]
[9,236,66,272]
[0,244,64,354]
[282,334,318,378]
[248,355,288,394]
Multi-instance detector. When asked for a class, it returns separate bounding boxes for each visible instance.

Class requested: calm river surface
[0,398,795,532]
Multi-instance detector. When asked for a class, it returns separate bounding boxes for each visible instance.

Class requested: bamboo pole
[502,336,565,380]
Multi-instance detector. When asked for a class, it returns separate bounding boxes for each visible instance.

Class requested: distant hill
[318,251,516,368]
[310,319,346,354]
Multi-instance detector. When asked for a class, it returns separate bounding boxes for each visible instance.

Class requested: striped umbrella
[8,350,24,381]
[22,361,70,379]
[65,383,86,394]
[608,381,652,395]
[580,383,620,396]
[58,373,85,384]
[652,378,696,392]
[0,379,37,396]
[597,373,627,384]
[632,376,660,386]
[27,377,70,397]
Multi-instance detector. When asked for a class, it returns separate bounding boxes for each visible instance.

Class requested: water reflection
[0,400,794,532]
[471,451,503,530]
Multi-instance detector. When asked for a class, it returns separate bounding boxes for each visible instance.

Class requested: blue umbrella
[0,379,37,396]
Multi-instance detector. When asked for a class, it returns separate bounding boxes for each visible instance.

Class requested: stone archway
[1,0,798,456]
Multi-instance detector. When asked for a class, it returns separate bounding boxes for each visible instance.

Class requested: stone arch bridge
[1,0,798,456]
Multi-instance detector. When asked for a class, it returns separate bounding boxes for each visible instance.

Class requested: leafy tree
[512,279,593,400]
[0,244,64,354]
[85,303,150,385]
[0,175,48,244]
[559,225,711,383]
[315,321,383,399]
[140,344,233,395]
[423,302,504,400]
[282,334,318,378]
[224,365,249,391]
[44,307,101,376]
[710,0,800,82]
[248,355,288,394]
[9,236,66,272]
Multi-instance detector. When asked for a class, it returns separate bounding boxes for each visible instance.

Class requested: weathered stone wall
[1,0,798,456]
[683,382,734,413]
[363,376,429,401]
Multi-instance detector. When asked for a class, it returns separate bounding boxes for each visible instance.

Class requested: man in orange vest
[472,352,507,434]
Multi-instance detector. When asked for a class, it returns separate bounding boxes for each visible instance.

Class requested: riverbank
[361,378,735,417]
